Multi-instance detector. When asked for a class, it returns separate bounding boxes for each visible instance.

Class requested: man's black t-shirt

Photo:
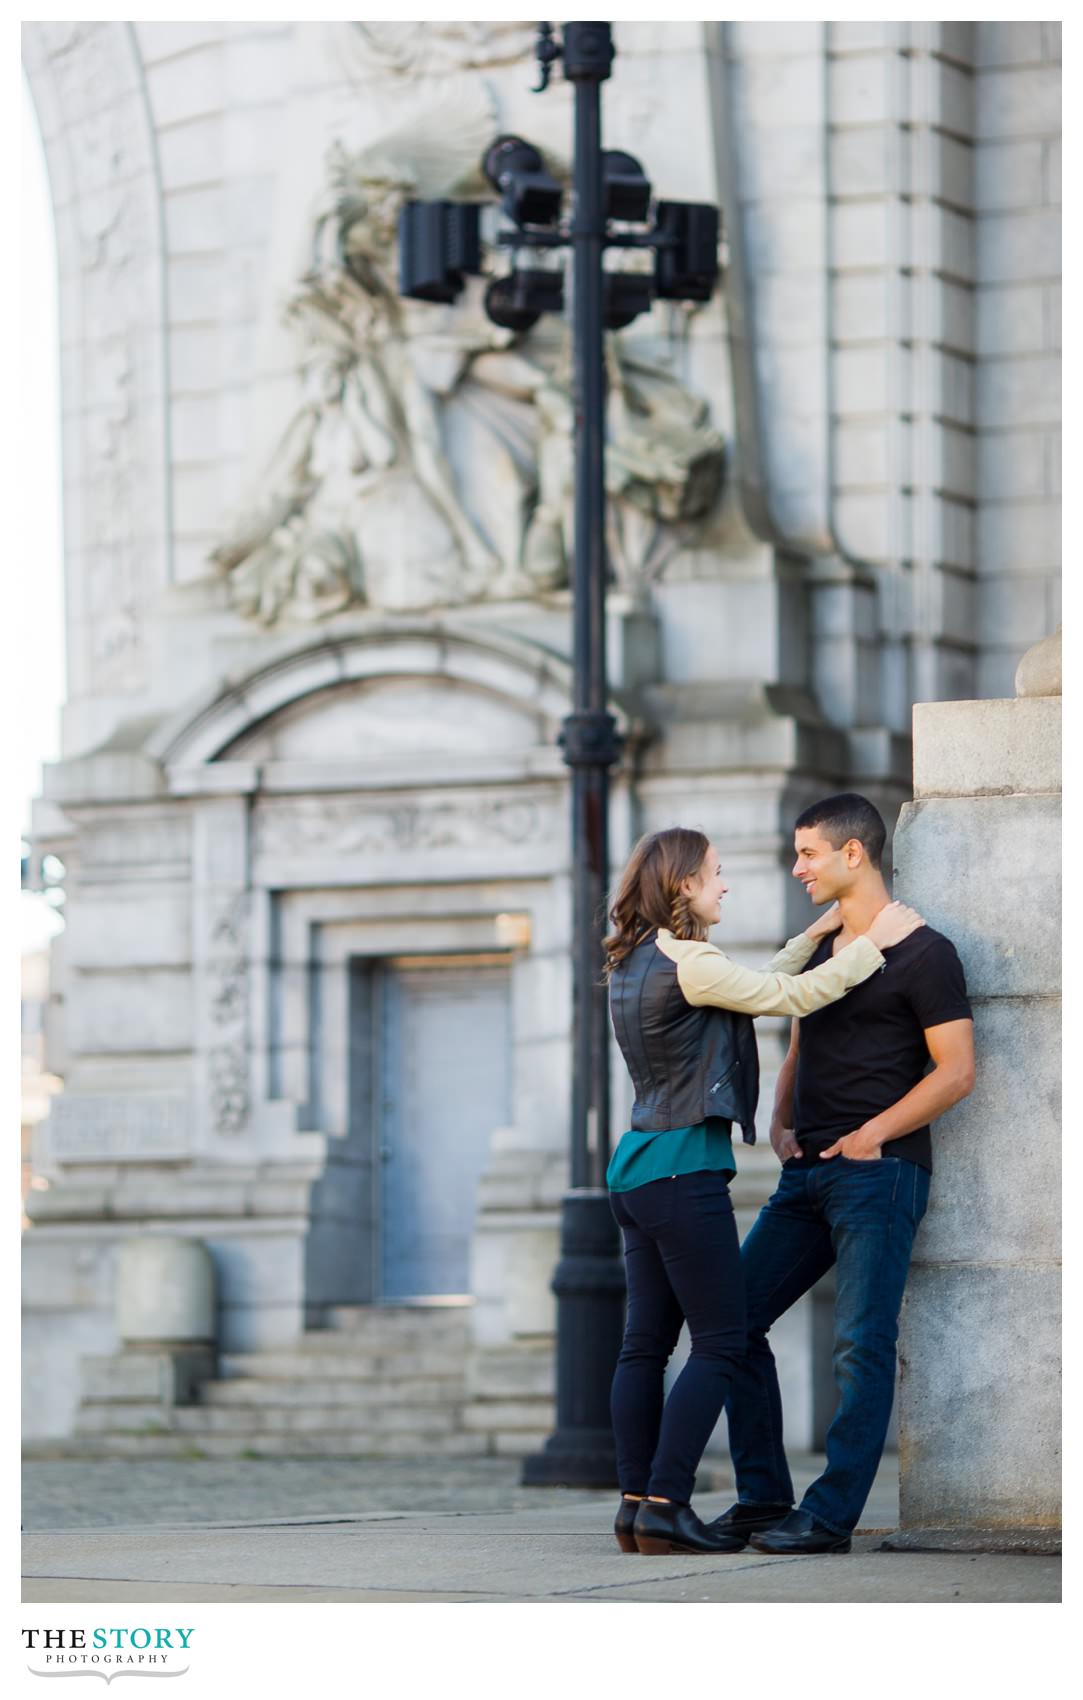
[787,925,972,1172]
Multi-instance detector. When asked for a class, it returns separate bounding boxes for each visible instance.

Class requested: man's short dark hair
[794,792,887,870]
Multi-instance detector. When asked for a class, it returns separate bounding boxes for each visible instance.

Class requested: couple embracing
[604,793,975,1557]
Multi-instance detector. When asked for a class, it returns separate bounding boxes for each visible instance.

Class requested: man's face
[792,826,857,905]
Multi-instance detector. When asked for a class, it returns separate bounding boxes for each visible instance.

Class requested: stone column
[887,631,1061,1553]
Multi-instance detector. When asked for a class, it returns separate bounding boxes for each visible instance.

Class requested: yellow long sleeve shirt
[607,928,885,1191]
[654,928,884,1018]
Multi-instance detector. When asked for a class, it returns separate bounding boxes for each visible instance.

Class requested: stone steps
[80,1350,213,1404]
[321,1305,472,1341]
[76,1400,464,1436]
[466,1340,555,1400]
[59,1429,493,1460]
[217,1348,467,1380]
[461,1398,555,1433]
[203,1375,462,1408]
[175,1404,462,1436]
[69,1304,556,1461]
[489,1430,551,1456]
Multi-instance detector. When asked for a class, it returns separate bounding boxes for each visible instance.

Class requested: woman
[604,827,922,1556]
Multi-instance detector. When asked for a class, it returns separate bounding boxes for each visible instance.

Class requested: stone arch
[22,22,172,698]
[148,622,631,771]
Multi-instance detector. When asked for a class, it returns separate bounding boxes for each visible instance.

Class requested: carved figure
[504,342,726,592]
[341,20,537,79]
[212,83,516,620]
[211,70,725,624]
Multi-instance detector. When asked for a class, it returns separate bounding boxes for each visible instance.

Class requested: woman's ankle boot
[634,1499,747,1556]
[614,1495,643,1553]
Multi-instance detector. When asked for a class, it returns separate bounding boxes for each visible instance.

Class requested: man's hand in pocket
[770,1120,802,1163]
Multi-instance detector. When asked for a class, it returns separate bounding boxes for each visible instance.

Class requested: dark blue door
[379,958,512,1299]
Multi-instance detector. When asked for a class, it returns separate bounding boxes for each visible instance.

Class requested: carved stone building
[23,22,1060,1452]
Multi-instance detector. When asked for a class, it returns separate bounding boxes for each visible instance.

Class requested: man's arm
[819,1019,976,1161]
[769,1019,803,1163]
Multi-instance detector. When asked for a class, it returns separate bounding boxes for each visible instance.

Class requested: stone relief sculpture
[211,79,517,622]
[211,48,725,625]
[338,19,537,80]
[521,342,728,591]
[205,894,250,1137]
[253,794,543,863]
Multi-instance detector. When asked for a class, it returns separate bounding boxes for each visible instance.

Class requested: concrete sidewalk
[22,1454,1060,1604]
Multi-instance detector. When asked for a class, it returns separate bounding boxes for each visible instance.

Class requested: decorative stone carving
[47,1092,193,1163]
[25,22,169,691]
[207,1044,250,1138]
[253,794,544,863]
[339,20,537,80]
[206,894,250,1135]
[536,343,726,590]
[76,813,191,882]
[211,80,725,624]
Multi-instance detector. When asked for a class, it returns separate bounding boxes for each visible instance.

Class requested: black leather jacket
[608,931,759,1144]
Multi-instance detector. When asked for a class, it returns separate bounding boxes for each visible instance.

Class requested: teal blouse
[606,1117,736,1192]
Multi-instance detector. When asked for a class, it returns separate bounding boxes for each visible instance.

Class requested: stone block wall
[709,21,1061,729]
[133,23,297,587]
[973,23,1061,698]
[891,685,1060,1543]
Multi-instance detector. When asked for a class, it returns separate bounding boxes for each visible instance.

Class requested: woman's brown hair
[603,828,711,977]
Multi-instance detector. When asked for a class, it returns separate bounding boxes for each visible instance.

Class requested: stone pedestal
[71,1235,219,1442]
[886,667,1061,1553]
[116,1235,216,1344]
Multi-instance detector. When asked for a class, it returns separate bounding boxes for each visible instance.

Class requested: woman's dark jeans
[609,1171,746,1504]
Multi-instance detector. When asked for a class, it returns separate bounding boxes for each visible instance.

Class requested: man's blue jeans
[724,1154,930,1536]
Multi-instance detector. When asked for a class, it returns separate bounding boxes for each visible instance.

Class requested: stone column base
[882,1527,1061,1557]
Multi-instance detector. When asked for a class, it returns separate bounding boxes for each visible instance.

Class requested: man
[716,793,975,1554]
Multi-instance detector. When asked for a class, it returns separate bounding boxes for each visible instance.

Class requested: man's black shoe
[709,1500,793,1538]
[747,1509,852,1554]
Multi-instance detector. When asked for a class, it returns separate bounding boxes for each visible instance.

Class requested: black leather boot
[634,1498,748,1556]
[709,1500,792,1537]
[614,1495,643,1553]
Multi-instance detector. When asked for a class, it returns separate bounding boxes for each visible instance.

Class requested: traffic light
[603,272,652,329]
[603,151,651,224]
[482,136,563,229]
[400,162,720,330]
[485,268,565,333]
[398,201,483,304]
[653,201,719,302]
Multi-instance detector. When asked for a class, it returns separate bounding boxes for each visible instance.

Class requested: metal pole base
[520,1189,626,1489]
[520,1431,618,1489]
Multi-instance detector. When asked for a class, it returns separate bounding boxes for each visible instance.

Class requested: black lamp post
[398,20,720,1488]
[521,19,627,1489]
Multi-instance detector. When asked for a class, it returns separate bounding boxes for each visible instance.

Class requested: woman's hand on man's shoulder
[804,902,843,942]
